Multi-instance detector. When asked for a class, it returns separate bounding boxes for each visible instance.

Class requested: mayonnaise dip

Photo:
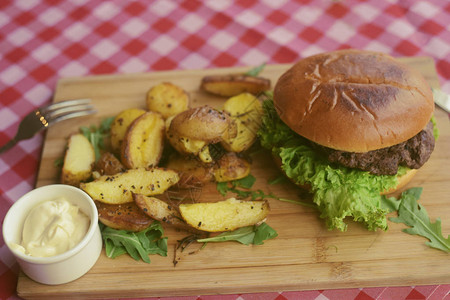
[14,197,90,257]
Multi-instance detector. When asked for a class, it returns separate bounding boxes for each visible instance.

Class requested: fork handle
[0,139,17,154]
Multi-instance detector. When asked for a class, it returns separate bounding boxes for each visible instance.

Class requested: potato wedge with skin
[221,93,263,152]
[80,167,180,204]
[168,106,236,143]
[110,108,146,154]
[95,152,126,176]
[165,153,214,187]
[61,133,95,186]
[133,194,198,232]
[95,201,152,232]
[201,74,270,97]
[121,111,165,169]
[213,152,251,182]
[166,106,236,163]
[146,82,189,119]
[179,198,270,232]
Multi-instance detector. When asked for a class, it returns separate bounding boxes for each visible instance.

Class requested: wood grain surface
[18,57,450,299]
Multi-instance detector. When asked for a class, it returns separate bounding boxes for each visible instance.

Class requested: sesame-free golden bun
[273,49,434,152]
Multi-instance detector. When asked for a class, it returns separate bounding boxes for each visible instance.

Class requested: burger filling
[258,97,438,232]
[312,121,435,175]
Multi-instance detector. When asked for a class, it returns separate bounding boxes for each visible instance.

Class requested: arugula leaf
[276,197,317,208]
[244,63,266,77]
[80,116,115,161]
[268,175,287,185]
[216,174,256,196]
[197,222,277,245]
[389,188,450,253]
[100,222,168,263]
[217,174,299,206]
[53,157,64,168]
[233,174,256,189]
[217,182,230,197]
[381,195,400,213]
[253,222,278,245]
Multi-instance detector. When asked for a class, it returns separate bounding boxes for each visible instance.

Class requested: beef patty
[313,122,435,175]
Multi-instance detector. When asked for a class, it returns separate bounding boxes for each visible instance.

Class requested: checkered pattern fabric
[1,0,449,299]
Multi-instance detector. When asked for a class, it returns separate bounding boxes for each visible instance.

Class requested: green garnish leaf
[53,157,64,168]
[80,116,115,161]
[233,174,257,189]
[197,222,277,245]
[253,222,278,245]
[216,174,256,196]
[216,182,229,197]
[389,187,450,253]
[244,63,266,77]
[100,222,168,263]
[217,174,298,204]
[268,175,287,185]
[381,195,401,213]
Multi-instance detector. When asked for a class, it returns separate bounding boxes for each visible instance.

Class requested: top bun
[273,49,434,152]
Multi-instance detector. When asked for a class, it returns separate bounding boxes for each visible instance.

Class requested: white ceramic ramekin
[2,184,102,285]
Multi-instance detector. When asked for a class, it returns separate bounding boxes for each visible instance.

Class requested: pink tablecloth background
[1,1,449,299]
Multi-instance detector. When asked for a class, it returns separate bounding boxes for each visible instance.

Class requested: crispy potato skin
[61,133,95,187]
[133,194,199,232]
[221,93,263,152]
[80,167,180,204]
[96,201,152,232]
[168,106,236,143]
[166,106,237,163]
[121,111,165,169]
[165,154,215,187]
[110,108,146,154]
[213,152,251,182]
[201,74,270,97]
[179,198,270,232]
[95,152,126,176]
[146,82,189,119]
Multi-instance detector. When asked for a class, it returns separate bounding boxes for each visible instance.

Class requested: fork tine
[44,103,96,119]
[40,98,92,113]
[40,99,97,126]
[47,109,97,125]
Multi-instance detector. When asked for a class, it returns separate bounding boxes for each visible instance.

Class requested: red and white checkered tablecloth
[1,0,449,299]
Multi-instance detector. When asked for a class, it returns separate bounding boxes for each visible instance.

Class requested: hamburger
[258,49,437,231]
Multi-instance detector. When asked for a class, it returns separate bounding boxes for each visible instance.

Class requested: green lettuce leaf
[258,99,407,231]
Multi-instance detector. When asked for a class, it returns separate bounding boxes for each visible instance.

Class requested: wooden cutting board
[18,57,450,299]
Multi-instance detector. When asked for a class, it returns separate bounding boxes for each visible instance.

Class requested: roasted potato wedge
[110,108,146,154]
[61,133,95,186]
[95,152,126,176]
[166,106,236,163]
[201,74,270,97]
[213,152,251,182]
[95,201,152,232]
[165,153,215,187]
[121,111,165,169]
[168,106,236,143]
[221,93,263,152]
[179,198,270,232]
[146,82,189,119]
[133,194,198,232]
[80,167,180,204]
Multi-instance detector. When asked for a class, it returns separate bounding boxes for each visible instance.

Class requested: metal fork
[0,99,96,154]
